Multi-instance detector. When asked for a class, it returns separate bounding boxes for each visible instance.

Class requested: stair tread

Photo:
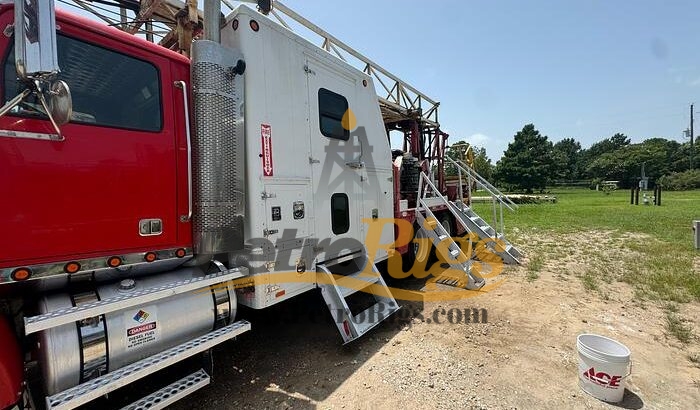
[335,272,380,297]
[121,369,210,410]
[351,302,401,337]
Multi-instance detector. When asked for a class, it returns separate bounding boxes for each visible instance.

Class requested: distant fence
[550,180,591,188]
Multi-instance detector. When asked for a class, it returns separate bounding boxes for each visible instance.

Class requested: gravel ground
[155,230,700,410]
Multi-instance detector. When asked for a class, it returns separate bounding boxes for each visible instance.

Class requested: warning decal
[261,124,273,176]
[125,306,159,350]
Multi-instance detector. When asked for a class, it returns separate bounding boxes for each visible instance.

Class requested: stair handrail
[446,156,518,211]
[416,171,473,267]
[418,170,451,205]
[418,171,476,237]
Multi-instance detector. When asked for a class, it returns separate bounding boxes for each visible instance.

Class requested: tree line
[446,124,699,193]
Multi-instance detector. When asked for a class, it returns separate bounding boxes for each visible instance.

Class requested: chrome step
[25,268,247,335]
[46,321,251,410]
[121,369,210,410]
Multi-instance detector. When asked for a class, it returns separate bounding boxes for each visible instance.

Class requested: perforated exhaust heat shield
[191,40,245,254]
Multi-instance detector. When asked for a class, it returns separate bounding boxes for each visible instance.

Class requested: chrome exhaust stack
[190,38,246,255]
[203,0,222,43]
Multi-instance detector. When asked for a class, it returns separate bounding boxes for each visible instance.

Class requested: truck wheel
[406,224,431,269]
[439,214,454,237]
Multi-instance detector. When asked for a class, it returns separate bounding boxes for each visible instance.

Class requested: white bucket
[577,334,631,403]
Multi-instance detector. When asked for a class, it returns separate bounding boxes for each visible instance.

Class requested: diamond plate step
[46,321,250,410]
[121,369,210,410]
[25,268,246,334]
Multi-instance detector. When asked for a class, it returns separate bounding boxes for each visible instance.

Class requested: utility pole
[691,104,695,170]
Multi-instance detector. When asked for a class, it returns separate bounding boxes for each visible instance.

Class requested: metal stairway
[317,254,400,344]
[449,201,522,264]
[415,172,486,290]
[445,156,523,264]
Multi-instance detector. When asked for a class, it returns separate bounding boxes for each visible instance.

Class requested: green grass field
[473,188,700,305]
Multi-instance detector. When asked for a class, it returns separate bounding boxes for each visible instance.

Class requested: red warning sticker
[261,124,273,176]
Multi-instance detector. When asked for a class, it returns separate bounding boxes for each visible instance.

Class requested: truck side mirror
[1,0,72,134]
[14,0,60,80]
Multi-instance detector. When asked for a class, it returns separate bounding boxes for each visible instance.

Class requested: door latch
[303,65,316,75]
[263,228,279,236]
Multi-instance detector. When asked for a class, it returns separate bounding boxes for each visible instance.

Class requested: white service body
[222,6,395,309]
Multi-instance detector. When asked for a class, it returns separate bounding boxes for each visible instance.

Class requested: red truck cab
[0,5,193,284]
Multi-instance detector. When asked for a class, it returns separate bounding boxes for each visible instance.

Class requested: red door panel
[0,8,184,267]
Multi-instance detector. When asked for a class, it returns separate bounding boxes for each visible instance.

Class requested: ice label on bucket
[582,367,622,388]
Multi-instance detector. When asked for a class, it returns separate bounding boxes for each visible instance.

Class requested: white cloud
[464,133,490,147]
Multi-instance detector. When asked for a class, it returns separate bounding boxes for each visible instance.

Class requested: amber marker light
[64,262,81,274]
[11,268,31,281]
[107,256,122,268]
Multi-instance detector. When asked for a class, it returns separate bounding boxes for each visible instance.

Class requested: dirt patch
[170,231,699,410]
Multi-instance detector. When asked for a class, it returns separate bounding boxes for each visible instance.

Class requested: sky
[281,0,699,161]
[64,0,700,161]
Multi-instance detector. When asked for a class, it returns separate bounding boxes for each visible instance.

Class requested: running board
[416,199,485,290]
[24,267,247,335]
[121,369,210,410]
[46,321,250,410]
[450,201,522,264]
[317,257,400,344]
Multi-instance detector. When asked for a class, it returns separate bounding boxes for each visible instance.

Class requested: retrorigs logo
[207,217,508,302]
[209,109,508,302]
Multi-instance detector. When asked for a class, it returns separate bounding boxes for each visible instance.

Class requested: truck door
[0,22,183,267]
[306,56,364,262]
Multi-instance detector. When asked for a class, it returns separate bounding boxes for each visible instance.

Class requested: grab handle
[174,80,192,222]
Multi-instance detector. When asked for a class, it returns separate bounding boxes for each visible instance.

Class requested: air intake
[191,40,245,255]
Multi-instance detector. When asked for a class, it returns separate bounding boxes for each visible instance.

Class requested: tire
[439,213,454,237]
[405,223,431,271]
[400,155,420,194]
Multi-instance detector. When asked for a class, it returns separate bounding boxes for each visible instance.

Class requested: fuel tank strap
[71,290,108,383]
[210,260,233,328]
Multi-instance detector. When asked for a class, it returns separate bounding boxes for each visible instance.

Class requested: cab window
[3,34,162,132]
